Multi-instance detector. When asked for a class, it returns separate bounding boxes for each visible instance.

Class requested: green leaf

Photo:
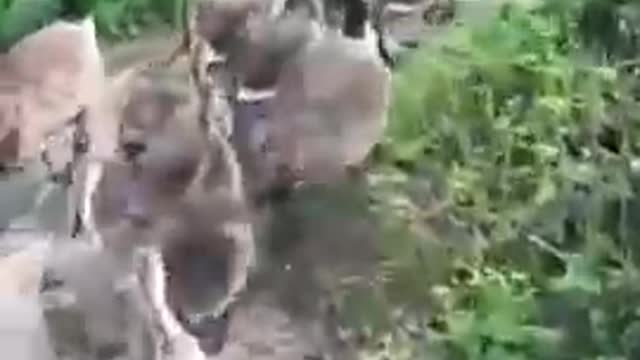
[550,255,601,294]
[534,172,557,205]
[93,0,128,39]
[390,138,428,163]
[0,0,63,50]
[622,321,640,357]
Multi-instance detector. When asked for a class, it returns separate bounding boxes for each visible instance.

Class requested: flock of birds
[0,0,453,359]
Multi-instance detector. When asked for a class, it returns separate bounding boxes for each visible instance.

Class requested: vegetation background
[5,0,640,358]
[0,0,187,50]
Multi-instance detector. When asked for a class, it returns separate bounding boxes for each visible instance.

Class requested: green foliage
[7,0,640,357]
[0,0,187,49]
[572,0,640,61]
[339,0,640,359]
[0,0,64,51]
[92,0,188,42]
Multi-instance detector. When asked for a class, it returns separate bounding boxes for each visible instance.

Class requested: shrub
[0,0,187,49]
[340,1,640,359]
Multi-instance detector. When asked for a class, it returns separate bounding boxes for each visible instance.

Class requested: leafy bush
[91,0,187,42]
[0,0,187,49]
[0,0,65,50]
[338,1,640,359]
